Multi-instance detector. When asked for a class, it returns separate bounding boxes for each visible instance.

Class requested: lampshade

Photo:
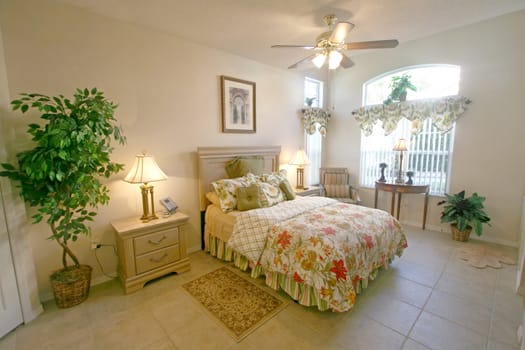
[124,154,167,222]
[328,50,343,70]
[289,149,310,167]
[312,53,326,68]
[124,154,168,184]
[393,138,408,152]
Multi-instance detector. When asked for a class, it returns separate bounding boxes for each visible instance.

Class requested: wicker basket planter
[50,265,92,308]
[451,224,472,242]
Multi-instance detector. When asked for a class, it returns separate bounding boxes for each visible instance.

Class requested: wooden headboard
[197,146,281,211]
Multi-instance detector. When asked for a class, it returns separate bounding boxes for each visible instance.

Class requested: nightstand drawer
[135,245,180,274]
[134,228,179,256]
[112,212,190,293]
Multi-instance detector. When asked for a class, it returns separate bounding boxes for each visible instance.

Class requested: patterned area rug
[182,266,288,342]
[457,245,516,269]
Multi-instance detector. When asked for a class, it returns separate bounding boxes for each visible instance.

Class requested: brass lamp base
[295,167,305,190]
[140,183,158,222]
[395,152,405,184]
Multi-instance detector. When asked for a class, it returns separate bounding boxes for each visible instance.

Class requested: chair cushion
[324,172,349,186]
[324,184,350,198]
[334,197,359,205]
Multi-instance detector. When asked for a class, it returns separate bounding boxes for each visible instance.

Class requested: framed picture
[220,75,256,133]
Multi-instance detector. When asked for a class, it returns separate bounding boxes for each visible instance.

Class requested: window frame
[360,64,460,195]
[304,77,324,185]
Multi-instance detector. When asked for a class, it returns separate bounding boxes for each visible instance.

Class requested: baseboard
[22,304,44,324]
[400,220,518,248]
[188,244,202,253]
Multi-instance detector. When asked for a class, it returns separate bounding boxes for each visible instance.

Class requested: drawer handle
[148,235,167,245]
[150,253,168,263]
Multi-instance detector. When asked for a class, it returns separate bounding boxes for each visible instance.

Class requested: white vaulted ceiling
[53,0,525,70]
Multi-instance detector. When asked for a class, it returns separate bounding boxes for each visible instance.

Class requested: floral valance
[352,95,471,136]
[301,107,331,136]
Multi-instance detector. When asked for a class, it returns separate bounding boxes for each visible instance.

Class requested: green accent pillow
[279,179,296,200]
[225,156,264,178]
[236,184,263,211]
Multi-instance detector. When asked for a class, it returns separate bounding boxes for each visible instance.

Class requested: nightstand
[111,212,191,293]
[295,185,322,197]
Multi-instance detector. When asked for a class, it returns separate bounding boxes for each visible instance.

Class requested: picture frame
[220,75,256,133]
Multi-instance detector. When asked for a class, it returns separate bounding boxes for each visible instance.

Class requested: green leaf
[1,163,15,171]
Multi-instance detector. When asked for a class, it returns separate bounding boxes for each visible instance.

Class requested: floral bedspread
[227,196,336,262]
[260,202,407,311]
[259,202,406,312]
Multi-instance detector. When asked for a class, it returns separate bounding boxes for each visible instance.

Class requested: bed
[197,146,407,312]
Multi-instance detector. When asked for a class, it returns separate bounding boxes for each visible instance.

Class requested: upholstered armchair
[319,167,361,205]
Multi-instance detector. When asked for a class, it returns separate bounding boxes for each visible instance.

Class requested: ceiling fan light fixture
[328,50,343,69]
[272,14,398,70]
[312,53,326,68]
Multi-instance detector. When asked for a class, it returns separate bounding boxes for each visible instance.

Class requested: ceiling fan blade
[271,44,316,50]
[339,54,354,69]
[288,54,316,69]
[329,21,354,43]
[344,39,399,50]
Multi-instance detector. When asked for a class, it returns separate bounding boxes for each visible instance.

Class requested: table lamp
[124,153,168,222]
[393,138,408,184]
[290,149,310,189]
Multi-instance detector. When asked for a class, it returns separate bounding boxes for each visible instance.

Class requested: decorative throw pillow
[261,169,288,187]
[279,179,296,200]
[225,156,264,178]
[236,184,263,211]
[258,182,284,207]
[245,172,262,184]
[211,177,250,212]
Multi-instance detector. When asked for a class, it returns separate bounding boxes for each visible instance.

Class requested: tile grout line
[402,237,455,349]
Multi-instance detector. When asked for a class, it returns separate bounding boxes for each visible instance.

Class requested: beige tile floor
[0,225,522,350]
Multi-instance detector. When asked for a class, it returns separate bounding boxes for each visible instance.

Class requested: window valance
[301,107,331,136]
[352,95,471,136]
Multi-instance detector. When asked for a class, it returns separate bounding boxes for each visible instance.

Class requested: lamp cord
[93,244,118,279]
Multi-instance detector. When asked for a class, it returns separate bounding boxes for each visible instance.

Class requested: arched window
[360,65,461,195]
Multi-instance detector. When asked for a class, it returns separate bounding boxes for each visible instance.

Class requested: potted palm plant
[0,88,126,307]
[437,190,491,242]
[383,74,417,105]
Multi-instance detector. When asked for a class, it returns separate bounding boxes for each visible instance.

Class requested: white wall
[0,25,42,323]
[0,0,306,298]
[327,10,525,246]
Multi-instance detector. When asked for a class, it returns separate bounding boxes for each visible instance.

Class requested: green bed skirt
[207,235,384,312]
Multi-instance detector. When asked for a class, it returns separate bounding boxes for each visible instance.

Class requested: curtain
[352,95,471,136]
[301,107,331,136]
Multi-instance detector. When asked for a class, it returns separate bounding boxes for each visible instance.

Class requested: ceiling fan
[271,14,399,70]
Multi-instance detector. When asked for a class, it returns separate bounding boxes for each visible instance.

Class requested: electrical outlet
[90,241,100,250]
